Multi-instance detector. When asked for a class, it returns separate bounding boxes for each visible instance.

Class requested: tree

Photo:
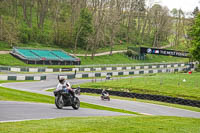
[106,0,123,55]
[89,0,107,59]
[150,4,172,47]
[20,0,34,28]
[172,9,185,47]
[74,8,93,50]
[192,6,200,17]
[37,0,49,30]
[0,16,19,46]
[190,14,200,62]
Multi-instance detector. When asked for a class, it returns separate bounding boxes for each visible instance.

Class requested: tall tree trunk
[141,12,148,44]
[126,12,131,43]
[0,15,2,40]
[22,0,33,28]
[153,30,158,47]
[29,0,33,28]
[11,0,18,22]
[74,27,83,54]
[38,0,49,30]
[147,18,152,42]
[91,31,98,60]
[22,0,27,23]
[109,35,114,55]
[137,12,141,33]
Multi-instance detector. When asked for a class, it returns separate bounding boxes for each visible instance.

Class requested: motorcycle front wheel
[55,96,64,109]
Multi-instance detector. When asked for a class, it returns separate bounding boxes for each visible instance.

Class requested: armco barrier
[0,62,197,73]
[80,88,200,108]
[0,75,46,81]
[62,67,187,79]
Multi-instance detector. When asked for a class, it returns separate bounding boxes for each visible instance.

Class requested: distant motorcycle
[54,88,80,110]
[106,75,112,80]
[101,93,110,101]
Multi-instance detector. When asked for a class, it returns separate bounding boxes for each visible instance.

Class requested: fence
[0,62,197,73]
[62,67,189,79]
[0,75,46,80]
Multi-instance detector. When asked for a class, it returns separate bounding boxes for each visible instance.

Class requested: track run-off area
[1,73,200,122]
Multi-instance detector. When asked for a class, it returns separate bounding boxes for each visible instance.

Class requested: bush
[126,50,133,57]
[19,24,31,43]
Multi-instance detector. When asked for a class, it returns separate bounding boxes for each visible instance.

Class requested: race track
[1,73,200,122]
[0,101,131,122]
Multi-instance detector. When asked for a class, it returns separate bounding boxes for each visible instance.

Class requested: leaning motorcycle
[54,88,80,110]
[101,93,110,101]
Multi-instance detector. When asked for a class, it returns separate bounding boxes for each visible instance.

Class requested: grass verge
[0,116,200,133]
[74,73,200,101]
[0,53,188,67]
[79,53,188,65]
[0,54,75,68]
[0,80,36,84]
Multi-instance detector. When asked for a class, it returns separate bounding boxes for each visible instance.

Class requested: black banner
[141,47,189,58]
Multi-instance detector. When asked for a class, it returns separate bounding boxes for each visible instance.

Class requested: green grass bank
[0,53,188,67]
[0,116,200,133]
[75,73,200,101]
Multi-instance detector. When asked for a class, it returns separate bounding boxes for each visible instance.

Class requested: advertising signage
[140,47,189,58]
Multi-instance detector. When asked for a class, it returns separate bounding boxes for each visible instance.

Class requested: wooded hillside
[0,0,195,58]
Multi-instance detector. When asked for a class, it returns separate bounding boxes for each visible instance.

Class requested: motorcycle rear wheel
[72,97,80,110]
[101,96,104,100]
[108,97,110,101]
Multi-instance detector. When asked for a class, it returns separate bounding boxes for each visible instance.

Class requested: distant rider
[101,89,108,97]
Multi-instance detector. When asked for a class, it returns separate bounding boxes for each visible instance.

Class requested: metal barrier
[80,88,200,108]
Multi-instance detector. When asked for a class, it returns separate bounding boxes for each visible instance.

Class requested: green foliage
[79,54,188,65]
[0,54,76,68]
[19,23,31,43]
[75,8,93,49]
[0,53,188,67]
[0,1,175,50]
[192,6,200,17]
[0,86,54,104]
[190,13,200,62]
[0,16,19,46]
[0,41,10,50]
[126,50,134,57]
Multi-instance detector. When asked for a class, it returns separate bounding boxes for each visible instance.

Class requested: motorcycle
[101,93,110,101]
[106,75,112,80]
[53,88,80,110]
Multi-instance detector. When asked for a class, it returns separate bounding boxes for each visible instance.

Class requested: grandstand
[11,47,81,65]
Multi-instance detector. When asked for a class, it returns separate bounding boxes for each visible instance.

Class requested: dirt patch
[0,51,10,54]
[73,50,127,56]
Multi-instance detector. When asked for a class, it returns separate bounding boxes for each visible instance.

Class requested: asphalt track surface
[1,73,200,122]
[0,101,131,122]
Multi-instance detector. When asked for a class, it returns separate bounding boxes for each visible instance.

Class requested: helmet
[59,77,65,83]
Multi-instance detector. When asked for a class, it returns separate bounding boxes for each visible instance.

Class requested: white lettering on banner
[159,50,187,57]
